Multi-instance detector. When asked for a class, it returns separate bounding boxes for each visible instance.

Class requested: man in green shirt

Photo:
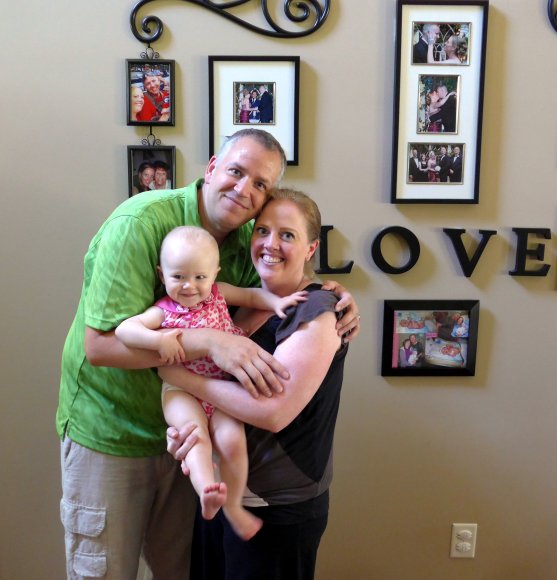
[58,129,294,579]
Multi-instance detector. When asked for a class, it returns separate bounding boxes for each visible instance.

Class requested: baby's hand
[274,291,308,319]
[158,329,186,365]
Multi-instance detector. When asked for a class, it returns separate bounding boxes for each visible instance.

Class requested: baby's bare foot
[201,482,227,520]
[224,506,263,540]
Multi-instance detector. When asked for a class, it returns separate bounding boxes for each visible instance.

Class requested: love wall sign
[317,226,553,278]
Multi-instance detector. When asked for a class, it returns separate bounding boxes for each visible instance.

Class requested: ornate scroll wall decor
[548,0,557,33]
[130,0,331,43]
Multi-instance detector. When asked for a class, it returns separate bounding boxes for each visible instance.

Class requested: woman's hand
[321,280,361,342]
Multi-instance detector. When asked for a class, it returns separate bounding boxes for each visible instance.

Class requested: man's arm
[175,329,288,398]
[85,327,163,368]
[86,325,288,397]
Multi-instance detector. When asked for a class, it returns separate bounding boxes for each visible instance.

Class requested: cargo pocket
[61,498,107,577]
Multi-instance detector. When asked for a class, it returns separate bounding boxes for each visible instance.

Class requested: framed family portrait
[381,299,480,377]
[126,59,175,126]
[391,0,489,203]
[209,56,300,165]
[127,145,176,197]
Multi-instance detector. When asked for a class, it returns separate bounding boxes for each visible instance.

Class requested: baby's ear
[156,265,165,284]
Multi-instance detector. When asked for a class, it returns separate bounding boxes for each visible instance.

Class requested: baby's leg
[210,410,262,540]
[163,389,226,520]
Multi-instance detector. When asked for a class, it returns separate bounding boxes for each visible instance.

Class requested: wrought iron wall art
[548,0,557,33]
[130,0,331,44]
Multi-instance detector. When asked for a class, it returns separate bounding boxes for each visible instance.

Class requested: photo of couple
[128,147,175,197]
[417,74,460,134]
[127,61,174,125]
[233,82,275,125]
[412,21,471,65]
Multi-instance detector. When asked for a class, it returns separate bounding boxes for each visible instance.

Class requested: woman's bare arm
[159,311,341,432]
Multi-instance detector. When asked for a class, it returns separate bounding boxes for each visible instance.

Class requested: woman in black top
[161,188,349,580]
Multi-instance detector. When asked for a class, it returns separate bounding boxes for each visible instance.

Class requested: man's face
[259,85,266,94]
[454,147,460,156]
[143,75,161,96]
[441,147,446,156]
[154,168,167,186]
[437,86,448,99]
[201,138,283,240]
[412,149,418,158]
[428,25,441,40]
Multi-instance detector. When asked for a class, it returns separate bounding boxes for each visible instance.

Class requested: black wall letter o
[371,226,420,274]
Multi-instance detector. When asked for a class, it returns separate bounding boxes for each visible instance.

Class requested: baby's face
[160,243,220,309]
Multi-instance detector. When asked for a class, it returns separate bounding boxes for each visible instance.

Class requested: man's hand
[207,333,288,399]
[321,280,361,343]
[166,423,198,474]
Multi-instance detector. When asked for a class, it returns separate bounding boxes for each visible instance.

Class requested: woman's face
[251,199,318,294]
[444,36,456,54]
[429,90,439,104]
[131,87,144,112]
[154,168,168,186]
[139,167,154,187]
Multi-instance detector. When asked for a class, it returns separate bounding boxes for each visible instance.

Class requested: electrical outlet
[450,523,477,558]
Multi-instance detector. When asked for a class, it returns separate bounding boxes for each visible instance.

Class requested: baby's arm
[217,282,307,319]
[115,306,186,365]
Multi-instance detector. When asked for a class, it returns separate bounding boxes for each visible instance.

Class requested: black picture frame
[127,146,176,197]
[381,299,480,376]
[126,59,175,126]
[391,1,489,203]
[209,56,300,165]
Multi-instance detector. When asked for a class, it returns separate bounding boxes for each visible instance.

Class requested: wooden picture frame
[381,299,480,376]
[127,145,176,196]
[127,59,175,126]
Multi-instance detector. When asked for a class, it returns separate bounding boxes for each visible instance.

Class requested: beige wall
[2,1,557,578]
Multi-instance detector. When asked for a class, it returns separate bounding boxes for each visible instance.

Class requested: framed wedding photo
[126,59,175,126]
[127,145,176,197]
[209,56,300,165]
[381,299,480,377]
[391,0,489,203]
